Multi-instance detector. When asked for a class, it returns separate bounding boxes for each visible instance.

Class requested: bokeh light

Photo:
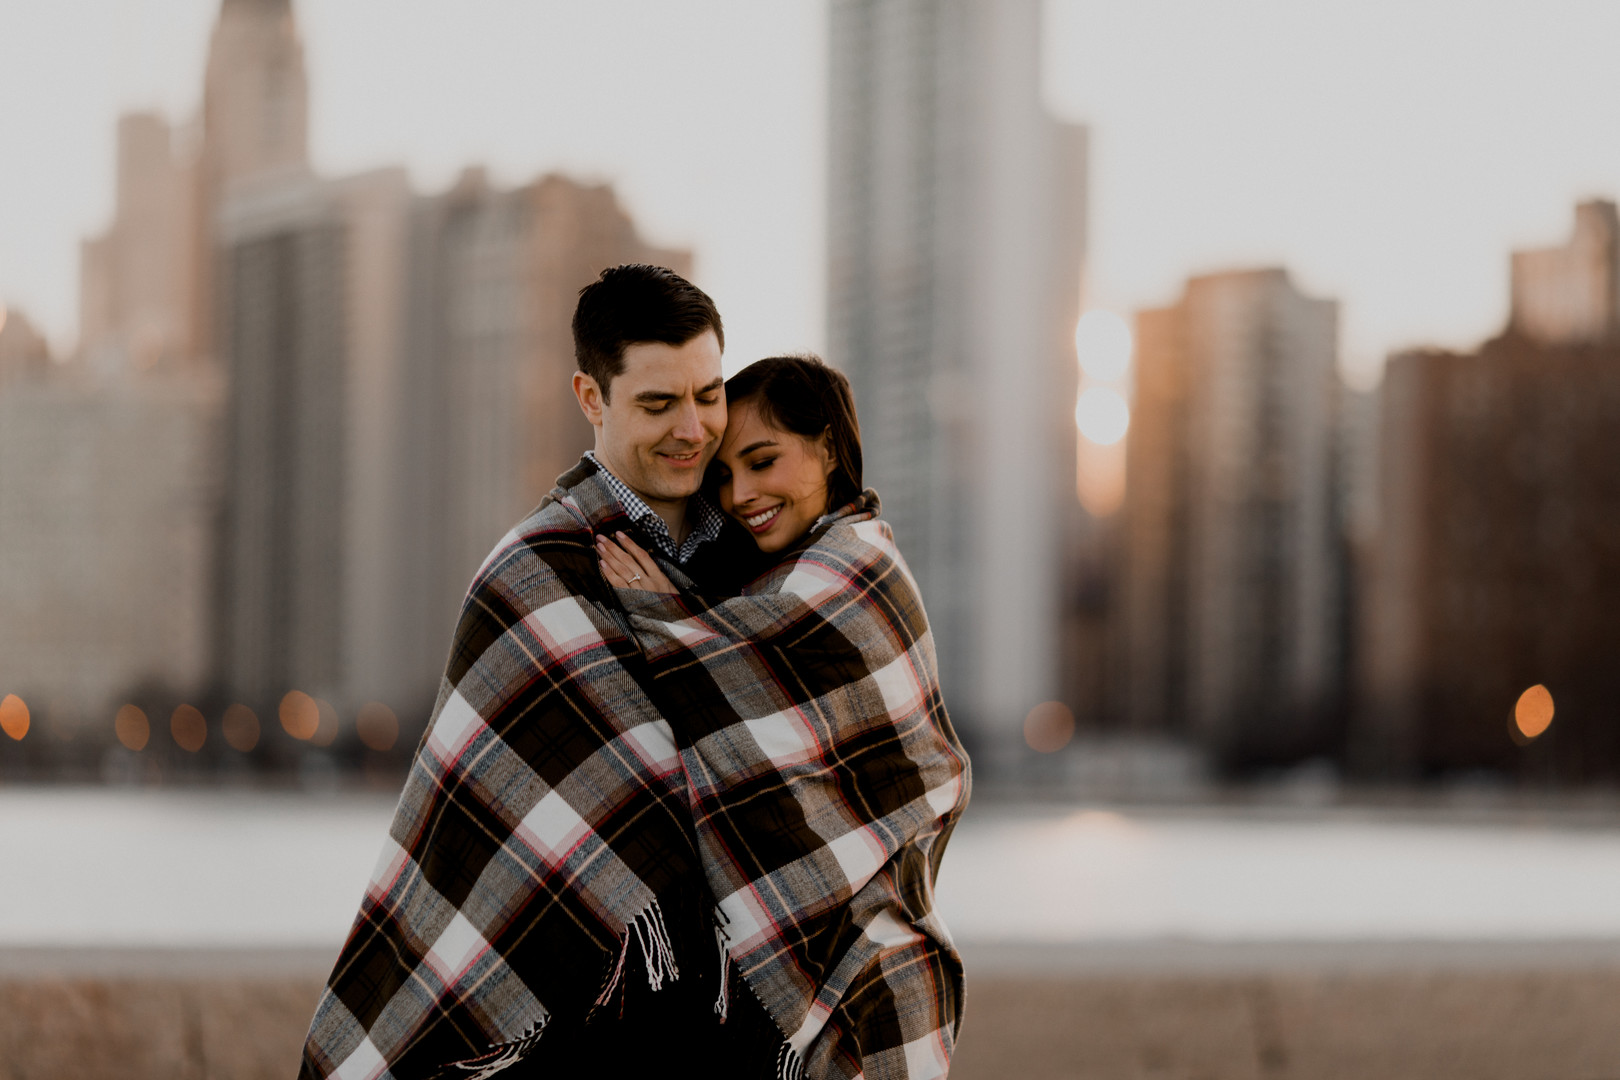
[170,704,207,753]
[1024,701,1076,753]
[221,704,260,752]
[279,690,319,740]
[1,694,30,741]
[356,702,400,752]
[1075,310,1133,381]
[311,698,340,748]
[1514,684,1555,741]
[1075,387,1131,445]
[114,704,150,751]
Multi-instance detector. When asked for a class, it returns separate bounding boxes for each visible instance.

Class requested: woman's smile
[713,399,836,554]
[741,504,784,533]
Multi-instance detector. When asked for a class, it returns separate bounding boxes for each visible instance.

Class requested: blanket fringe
[591,929,631,1015]
[776,1041,806,1080]
[714,921,732,1021]
[431,1014,549,1080]
[630,896,679,992]
[590,897,680,1020]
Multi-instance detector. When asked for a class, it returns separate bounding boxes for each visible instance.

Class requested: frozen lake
[2,789,1619,948]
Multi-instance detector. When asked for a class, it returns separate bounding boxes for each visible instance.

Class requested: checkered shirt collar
[583,451,726,564]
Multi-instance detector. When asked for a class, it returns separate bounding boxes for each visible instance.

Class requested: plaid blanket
[614,491,971,1080]
[299,459,738,1079]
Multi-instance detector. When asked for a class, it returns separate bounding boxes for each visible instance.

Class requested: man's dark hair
[720,354,864,511]
[572,264,724,401]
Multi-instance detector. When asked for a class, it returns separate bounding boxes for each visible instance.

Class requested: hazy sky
[6,1,1620,386]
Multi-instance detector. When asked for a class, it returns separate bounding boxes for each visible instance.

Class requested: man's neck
[591,448,688,542]
[645,495,689,545]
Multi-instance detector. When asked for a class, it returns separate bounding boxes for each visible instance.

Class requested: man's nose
[670,399,704,442]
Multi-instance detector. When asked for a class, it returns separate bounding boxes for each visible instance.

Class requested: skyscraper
[1510,199,1620,347]
[78,113,194,375]
[826,0,1087,765]
[1359,204,1620,781]
[393,169,693,712]
[194,0,311,364]
[1124,269,1342,764]
[214,167,412,715]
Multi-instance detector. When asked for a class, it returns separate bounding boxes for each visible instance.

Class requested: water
[2,789,1618,948]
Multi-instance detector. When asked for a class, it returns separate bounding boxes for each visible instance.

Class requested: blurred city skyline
[11,2,1620,384]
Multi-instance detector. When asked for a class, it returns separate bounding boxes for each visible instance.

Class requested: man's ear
[573,371,606,429]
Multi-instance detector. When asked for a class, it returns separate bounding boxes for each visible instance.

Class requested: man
[299,265,774,1080]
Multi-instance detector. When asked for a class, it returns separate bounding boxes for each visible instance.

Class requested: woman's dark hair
[723,354,864,510]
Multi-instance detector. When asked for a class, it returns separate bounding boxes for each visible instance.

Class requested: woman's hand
[596,532,677,593]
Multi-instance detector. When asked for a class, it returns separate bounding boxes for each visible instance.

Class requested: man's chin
[642,468,706,502]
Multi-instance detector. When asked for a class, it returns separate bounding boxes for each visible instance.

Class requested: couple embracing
[300,265,971,1080]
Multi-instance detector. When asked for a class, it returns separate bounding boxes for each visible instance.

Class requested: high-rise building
[214,167,413,716]
[826,0,1087,765]
[193,0,311,364]
[1358,204,1620,781]
[0,307,52,389]
[79,113,195,375]
[393,170,692,704]
[0,367,222,726]
[1510,199,1620,347]
[1123,269,1342,765]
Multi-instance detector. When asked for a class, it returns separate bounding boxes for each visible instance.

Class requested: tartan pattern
[299,457,719,1080]
[616,491,972,1080]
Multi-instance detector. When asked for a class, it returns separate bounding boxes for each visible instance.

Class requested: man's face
[572,329,726,509]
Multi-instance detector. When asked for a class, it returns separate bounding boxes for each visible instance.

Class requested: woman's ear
[818,427,836,478]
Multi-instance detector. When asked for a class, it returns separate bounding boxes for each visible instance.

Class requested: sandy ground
[4,943,1620,1079]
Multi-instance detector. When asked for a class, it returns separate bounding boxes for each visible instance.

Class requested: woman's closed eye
[748,456,777,472]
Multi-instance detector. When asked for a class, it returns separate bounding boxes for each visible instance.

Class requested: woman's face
[713,399,835,553]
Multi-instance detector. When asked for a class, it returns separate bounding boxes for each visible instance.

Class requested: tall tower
[192,0,311,361]
[1124,269,1341,764]
[78,113,193,374]
[1509,199,1620,347]
[826,0,1086,767]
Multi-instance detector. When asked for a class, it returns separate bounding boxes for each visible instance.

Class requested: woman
[597,355,971,1080]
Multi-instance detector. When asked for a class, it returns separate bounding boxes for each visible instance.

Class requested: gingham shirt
[583,450,726,565]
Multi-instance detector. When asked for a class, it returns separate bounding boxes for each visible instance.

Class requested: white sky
[6,1,1620,387]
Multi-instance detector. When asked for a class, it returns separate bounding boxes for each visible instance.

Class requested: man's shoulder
[467,464,611,601]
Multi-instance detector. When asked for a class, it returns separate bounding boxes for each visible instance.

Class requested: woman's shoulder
[748,490,911,597]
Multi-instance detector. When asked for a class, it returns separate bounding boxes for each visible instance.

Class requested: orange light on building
[170,704,207,753]
[222,704,260,752]
[115,704,151,751]
[1023,701,1076,754]
[356,702,400,752]
[1514,684,1555,741]
[0,695,29,741]
[310,698,340,748]
[279,690,319,740]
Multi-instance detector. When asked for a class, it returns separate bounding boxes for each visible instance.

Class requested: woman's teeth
[745,507,780,529]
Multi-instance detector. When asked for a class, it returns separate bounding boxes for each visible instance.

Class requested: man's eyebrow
[630,378,725,404]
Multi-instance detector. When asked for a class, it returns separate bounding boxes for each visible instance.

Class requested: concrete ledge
[961,937,1620,976]
[3,944,1619,1079]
